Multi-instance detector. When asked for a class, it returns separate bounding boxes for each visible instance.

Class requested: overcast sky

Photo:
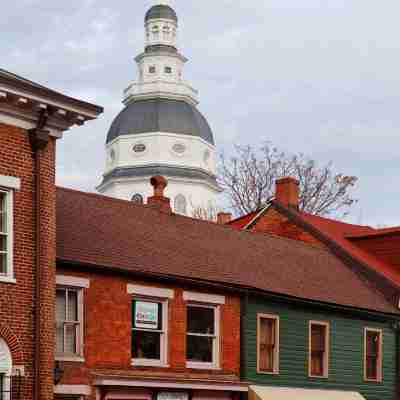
[3,0,400,226]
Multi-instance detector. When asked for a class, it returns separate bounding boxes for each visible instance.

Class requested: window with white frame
[0,190,12,279]
[364,328,383,382]
[56,288,83,358]
[132,299,168,366]
[257,314,279,374]
[309,321,330,378]
[186,304,219,368]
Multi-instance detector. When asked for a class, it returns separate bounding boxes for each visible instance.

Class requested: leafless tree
[219,143,358,217]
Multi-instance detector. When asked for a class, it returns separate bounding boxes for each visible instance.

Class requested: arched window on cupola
[131,193,144,205]
[163,25,170,40]
[174,194,187,215]
[152,25,159,40]
[0,338,12,400]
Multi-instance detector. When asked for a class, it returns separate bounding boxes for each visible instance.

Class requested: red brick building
[54,179,246,400]
[229,177,400,306]
[0,69,102,400]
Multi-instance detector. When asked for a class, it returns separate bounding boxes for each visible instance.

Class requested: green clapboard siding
[242,296,397,400]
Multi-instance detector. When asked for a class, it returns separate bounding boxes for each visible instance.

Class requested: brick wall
[351,235,400,269]
[0,122,56,400]
[56,266,241,395]
[250,208,325,248]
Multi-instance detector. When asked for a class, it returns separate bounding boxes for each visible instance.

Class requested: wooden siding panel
[243,298,397,400]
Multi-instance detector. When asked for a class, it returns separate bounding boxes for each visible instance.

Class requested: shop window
[132,299,167,366]
[364,328,382,382]
[257,314,279,374]
[56,288,83,358]
[186,304,219,368]
[309,321,329,378]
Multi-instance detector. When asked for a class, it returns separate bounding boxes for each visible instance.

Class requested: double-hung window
[309,321,329,378]
[364,328,383,382]
[0,190,13,282]
[257,314,279,374]
[186,304,219,369]
[56,288,83,359]
[132,299,168,366]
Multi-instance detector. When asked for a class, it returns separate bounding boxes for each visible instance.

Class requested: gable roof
[238,200,400,307]
[56,187,398,315]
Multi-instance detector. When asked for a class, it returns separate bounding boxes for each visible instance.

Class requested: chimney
[275,177,300,209]
[147,175,171,213]
[217,212,232,225]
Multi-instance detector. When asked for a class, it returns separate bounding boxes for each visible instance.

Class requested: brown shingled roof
[56,187,398,315]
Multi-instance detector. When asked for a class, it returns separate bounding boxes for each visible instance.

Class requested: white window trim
[186,303,221,370]
[54,384,91,396]
[0,188,15,284]
[308,320,330,379]
[131,298,169,368]
[257,313,280,375]
[127,284,174,299]
[55,286,85,362]
[56,275,90,288]
[364,327,383,383]
[183,291,225,305]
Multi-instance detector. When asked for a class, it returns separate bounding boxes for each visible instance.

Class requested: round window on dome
[172,143,186,154]
[133,143,147,153]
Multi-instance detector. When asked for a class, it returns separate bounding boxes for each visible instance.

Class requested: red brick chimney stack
[217,212,232,225]
[147,176,171,213]
[275,177,300,210]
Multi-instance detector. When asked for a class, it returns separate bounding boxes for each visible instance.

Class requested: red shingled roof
[228,211,259,229]
[56,187,398,315]
[298,212,400,287]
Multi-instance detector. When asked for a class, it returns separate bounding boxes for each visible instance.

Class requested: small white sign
[135,301,159,329]
[158,392,189,400]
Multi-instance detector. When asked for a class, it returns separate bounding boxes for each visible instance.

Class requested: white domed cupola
[145,4,178,50]
[98,2,222,216]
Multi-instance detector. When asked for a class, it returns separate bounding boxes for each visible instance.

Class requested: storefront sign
[134,301,159,329]
[157,392,189,400]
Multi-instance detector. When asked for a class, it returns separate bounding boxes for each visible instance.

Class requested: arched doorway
[0,338,12,400]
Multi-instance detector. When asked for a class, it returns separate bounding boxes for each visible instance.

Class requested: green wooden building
[241,294,399,400]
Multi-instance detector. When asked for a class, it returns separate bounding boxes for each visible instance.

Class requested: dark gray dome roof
[106,99,214,145]
[145,5,178,22]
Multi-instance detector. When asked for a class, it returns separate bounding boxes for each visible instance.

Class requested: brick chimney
[147,176,171,213]
[217,212,232,225]
[275,177,300,209]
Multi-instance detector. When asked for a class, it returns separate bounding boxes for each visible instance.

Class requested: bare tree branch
[218,143,358,217]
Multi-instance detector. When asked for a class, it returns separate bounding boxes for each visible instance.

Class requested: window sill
[308,374,329,379]
[131,359,169,368]
[257,369,279,375]
[186,362,221,370]
[0,276,16,284]
[56,356,85,363]
[364,378,382,384]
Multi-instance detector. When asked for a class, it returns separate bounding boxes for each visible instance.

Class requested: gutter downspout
[29,110,50,400]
